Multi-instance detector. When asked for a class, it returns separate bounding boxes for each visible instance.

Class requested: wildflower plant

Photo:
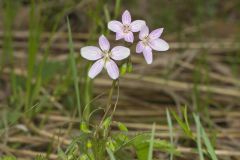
[64,10,172,160]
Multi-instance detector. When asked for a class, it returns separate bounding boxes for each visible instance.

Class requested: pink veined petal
[136,41,144,53]
[143,46,153,64]
[111,46,130,60]
[116,31,124,40]
[139,25,149,40]
[108,20,123,33]
[122,10,131,25]
[80,46,102,61]
[88,59,104,79]
[105,59,119,79]
[149,38,169,51]
[124,32,134,43]
[99,35,110,51]
[130,20,146,32]
[149,28,164,40]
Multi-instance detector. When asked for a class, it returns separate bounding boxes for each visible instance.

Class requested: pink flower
[136,26,169,64]
[108,10,146,43]
[80,35,130,79]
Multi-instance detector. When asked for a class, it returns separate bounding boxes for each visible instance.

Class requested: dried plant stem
[22,118,71,145]
[0,144,58,159]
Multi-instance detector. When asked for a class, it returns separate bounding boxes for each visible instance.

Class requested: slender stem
[100,80,117,125]
[110,80,120,119]
[106,80,117,108]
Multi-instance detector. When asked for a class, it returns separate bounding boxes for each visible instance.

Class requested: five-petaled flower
[80,35,130,79]
[108,10,146,43]
[136,26,169,64]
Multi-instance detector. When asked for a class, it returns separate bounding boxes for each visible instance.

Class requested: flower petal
[108,20,123,32]
[111,46,130,60]
[116,31,124,40]
[143,46,153,64]
[81,46,102,60]
[105,59,119,79]
[130,20,146,32]
[88,59,104,79]
[149,28,163,40]
[139,25,149,40]
[124,32,134,43]
[149,38,169,51]
[99,35,110,51]
[122,10,131,25]
[136,41,144,53]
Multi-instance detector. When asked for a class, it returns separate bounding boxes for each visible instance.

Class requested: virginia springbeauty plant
[73,10,170,159]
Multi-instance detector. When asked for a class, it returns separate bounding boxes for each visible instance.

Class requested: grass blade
[148,123,156,160]
[193,114,204,160]
[201,124,218,160]
[114,0,121,19]
[25,0,41,115]
[67,17,81,119]
[166,109,174,160]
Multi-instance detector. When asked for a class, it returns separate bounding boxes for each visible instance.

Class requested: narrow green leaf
[148,123,156,160]
[114,0,121,18]
[104,4,111,24]
[107,147,116,160]
[103,117,112,129]
[57,147,67,160]
[117,122,128,132]
[183,106,191,131]
[67,17,81,118]
[80,121,91,133]
[171,110,193,139]
[201,124,218,160]
[166,109,174,160]
[193,114,204,160]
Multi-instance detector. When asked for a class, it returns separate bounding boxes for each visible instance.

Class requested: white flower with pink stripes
[80,35,130,79]
[108,10,146,43]
[136,26,169,64]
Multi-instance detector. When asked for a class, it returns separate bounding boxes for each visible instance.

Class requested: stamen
[102,50,111,62]
[123,25,131,33]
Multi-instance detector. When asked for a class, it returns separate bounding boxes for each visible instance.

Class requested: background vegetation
[0,0,240,159]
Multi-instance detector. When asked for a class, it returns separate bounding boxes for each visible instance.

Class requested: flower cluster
[80,10,169,79]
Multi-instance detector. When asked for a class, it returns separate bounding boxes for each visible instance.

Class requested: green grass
[67,17,82,118]
[166,109,174,160]
[148,123,156,160]
[194,114,204,160]
[25,0,42,115]
[194,114,218,160]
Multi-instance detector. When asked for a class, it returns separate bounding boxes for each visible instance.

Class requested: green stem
[106,80,117,108]
[100,80,117,125]
[110,80,120,119]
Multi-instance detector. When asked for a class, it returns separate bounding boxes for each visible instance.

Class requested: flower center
[123,25,131,33]
[142,36,150,46]
[102,50,111,61]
